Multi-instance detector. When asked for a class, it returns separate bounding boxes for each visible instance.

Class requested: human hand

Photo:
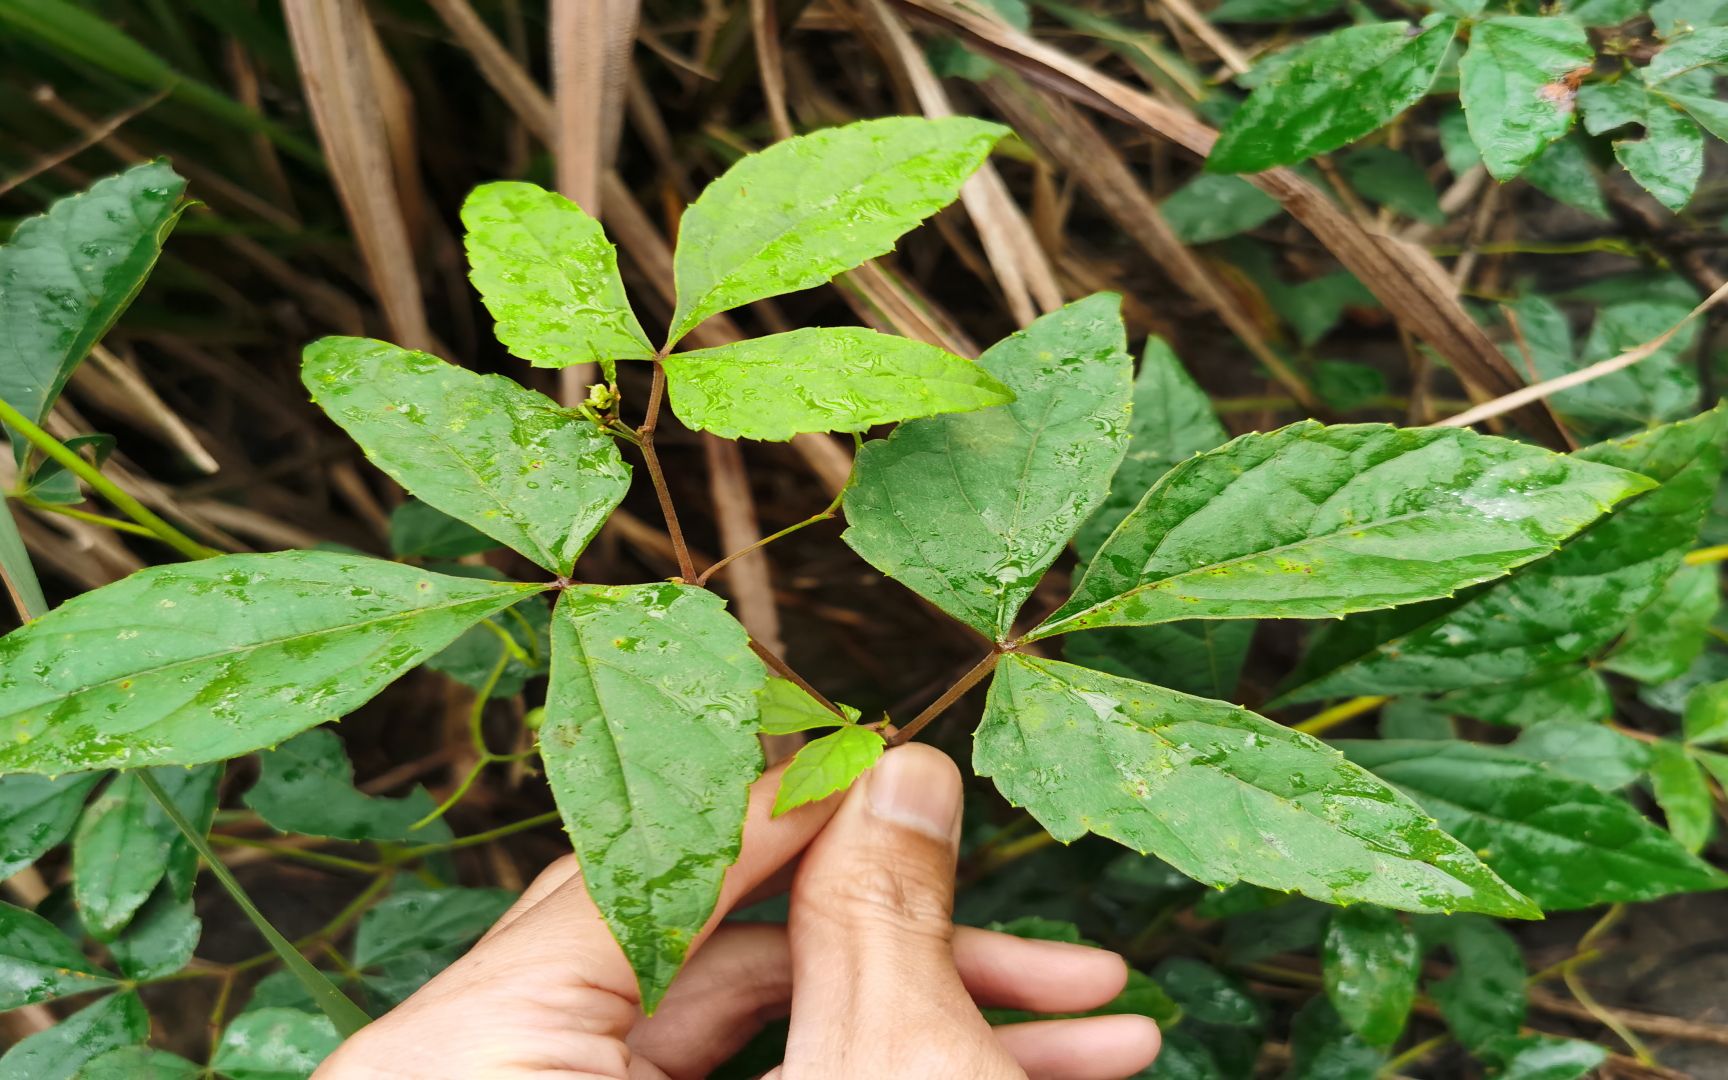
[314,744,1161,1079]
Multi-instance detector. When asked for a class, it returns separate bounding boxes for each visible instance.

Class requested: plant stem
[17,495,159,539]
[636,362,697,581]
[139,771,372,1036]
[0,397,220,561]
[1379,1034,1450,1077]
[749,638,847,717]
[396,809,562,857]
[1685,543,1728,565]
[0,499,47,621]
[891,651,1001,746]
[1292,695,1388,736]
[208,833,384,875]
[697,482,849,586]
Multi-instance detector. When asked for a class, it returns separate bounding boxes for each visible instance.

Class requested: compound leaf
[1459,17,1593,180]
[211,1008,340,1080]
[303,337,629,575]
[244,729,444,844]
[541,584,766,1011]
[1342,740,1727,909]
[669,116,1006,343]
[662,327,1011,441]
[1033,422,1647,640]
[0,901,114,1010]
[773,724,884,817]
[976,655,1538,918]
[1322,906,1419,1046]
[0,991,146,1080]
[461,180,653,369]
[0,551,542,775]
[108,887,199,981]
[844,294,1132,639]
[1208,20,1457,173]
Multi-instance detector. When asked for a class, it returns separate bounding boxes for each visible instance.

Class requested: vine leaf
[1207,20,1457,173]
[0,773,101,880]
[1278,407,1726,704]
[975,655,1538,918]
[0,901,116,1010]
[669,116,1006,345]
[0,551,543,775]
[1032,421,1649,641]
[843,294,1133,639]
[0,990,147,1078]
[757,677,858,735]
[1341,740,1728,909]
[663,327,1012,441]
[773,725,884,817]
[1459,16,1592,180]
[1321,906,1419,1046]
[461,181,653,373]
[540,584,766,1012]
[244,729,447,843]
[0,159,187,465]
[303,337,630,575]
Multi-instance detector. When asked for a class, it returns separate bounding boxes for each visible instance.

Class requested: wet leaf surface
[211,1007,340,1080]
[0,990,146,1079]
[71,767,216,940]
[0,772,101,880]
[0,901,114,1010]
[1459,16,1591,180]
[1648,740,1714,852]
[1603,562,1719,683]
[772,724,883,816]
[71,1046,201,1079]
[352,886,514,968]
[108,885,199,980]
[244,729,448,844]
[1423,916,1526,1050]
[1321,905,1419,1045]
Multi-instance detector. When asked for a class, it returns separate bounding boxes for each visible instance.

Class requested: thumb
[781,744,1013,1076]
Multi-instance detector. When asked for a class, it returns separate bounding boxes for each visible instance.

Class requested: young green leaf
[1207,20,1457,173]
[976,655,1538,918]
[1280,408,1725,703]
[843,294,1132,639]
[0,901,115,1009]
[0,551,543,775]
[244,729,445,843]
[72,1047,202,1080]
[0,991,146,1080]
[1648,740,1715,851]
[668,116,1007,344]
[1032,421,1648,641]
[1615,96,1704,211]
[0,773,101,880]
[662,327,1012,441]
[303,337,630,575]
[540,584,767,1011]
[773,725,884,817]
[0,160,187,465]
[1424,916,1526,1050]
[352,887,515,968]
[1684,679,1728,744]
[756,677,859,735]
[1341,740,1728,908]
[108,887,199,981]
[1602,562,1719,683]
[210,1008,340,1080]
[1459,17,1592,180]
[72,768,216,941]
[461,180,653,370]
[1321,906,1419,1045]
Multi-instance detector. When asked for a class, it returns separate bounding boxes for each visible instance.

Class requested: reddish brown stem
[890,651,1000,746]
[636,361,697,581]
[750,639,846,718]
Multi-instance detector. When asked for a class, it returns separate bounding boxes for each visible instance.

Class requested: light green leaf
[1034,421,1647,640]
[977,655,1538,917]
[844,295,1133,639]
[1459,17,1592,180]
[1207,20,1457,173]
[0,551,542,775]
[1578,80,1648,133]
[1483,1034,1607,1080]
[0,160,187,465]
[541,584,766,1010]
[0,901,114,1010]
[1649,740,1715,851]
[108,887,198,980]
[1662,88,1728,140]
[1560,0,1644,25]
[388,500,499,560]
[1644,26,1728,82]
[773,725,884,816]
[1321,906,1419,1046]
[1684,679,1728,744]
[352,887,515,968]
[1615,96,1704,211]
[662,327,1011,441]
[1287,997,1384,1079]
[669,116,1007,343]
[72,1047,201,1080]
[1280,408,1725,703]
[1341,740,1728,909]
[1338,147,1445,224]
[1424,916,1526,1050]
[1603,562,1718,682]
[1523,135,1610,219]
[0,773,101,880]
[756,677,858,734]
[0,992,147,1080]
[1211,0,1347,21]
[461,180,653,369]
[72,768,216,941]
[303,338,629,575]
[245,730,445,844]
[1650,0,1728,36]
[211,1008,340,1080]
[1508,719,1651,790]
[1162,174,1282,244]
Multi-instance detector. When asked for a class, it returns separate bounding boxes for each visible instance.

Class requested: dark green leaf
[1648,740,1714,851]
[1035,421,1647,640]
[1211,0,1346,21]
[461,180,653,369]
[662,327,1012,441]
[1541,280,1702,437]
[388,500,499,560]
[541,584,767,1010]
[1437,665,1610,727]
[1424,916,1526,1050]
[844,295,1133,639]
[1438,108,1483,174]
[1063,621,1255,700]
[1321,906,1419,1045]
[0,901,113,1009]
[71,1047,201,1080]
[0,551,542,774]
[424,588,550,700]
[977,655,1537,917]
[1208,20,1457,173]
[1563,0,1647,27]
[1341,740,1727,908]
[1338,148,1444,224]
[245,729,445,844]
[1578,80,1649,133]
[1311,361,1387,412]
[1615,96,1704,211]
[1287,997,1385,1080]
[1483,1034,1607,1080]
[1379,698,1455,740]
[669,117,1006,343]
[756,677,858,735]
[1459,17,1592,180]
[1163,174,1282,244]
[1523,135,1610,219]
[108,886,198,980]
[1603,562,1718,682]
[0,991,147,1080]
[352,887,514,968]
[1684,679,1728,743]
[211,1008,340,1080]
[1509,719,1651,790]
[0,772,100,880]
[772,725,883,816]
[1662,87,1728,140]
[72,767,216,940]
[24,434,116,506]
[0,160,187,465]
[303,338,629,575]
[1153,958,1264,1079]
